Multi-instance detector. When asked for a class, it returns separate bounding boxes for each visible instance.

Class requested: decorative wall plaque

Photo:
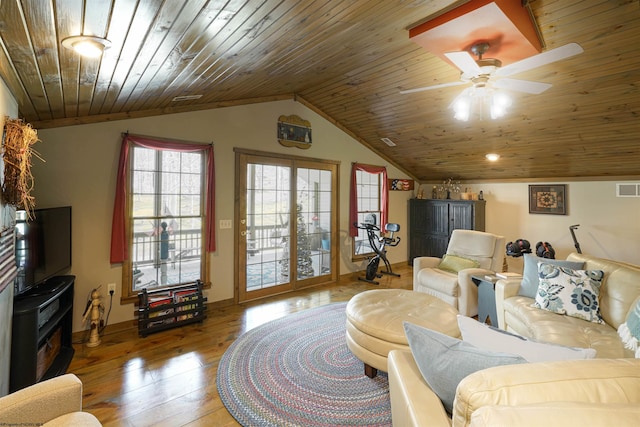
[277,115,312,149]
[529,184,567,215]
[389,179,414,191]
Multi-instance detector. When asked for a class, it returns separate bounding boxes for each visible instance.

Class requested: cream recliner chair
[0,374,101,426]
[413,229,504,316]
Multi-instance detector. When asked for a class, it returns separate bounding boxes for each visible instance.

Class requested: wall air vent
[381,137,396,147]
[616,183,640,197]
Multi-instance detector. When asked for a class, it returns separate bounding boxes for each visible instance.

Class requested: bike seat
[385,223,400,232]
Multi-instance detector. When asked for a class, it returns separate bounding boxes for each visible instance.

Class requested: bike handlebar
[354,222,380,231]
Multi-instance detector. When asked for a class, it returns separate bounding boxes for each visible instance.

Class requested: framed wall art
[529,184,567,215]
[277,114,312,149]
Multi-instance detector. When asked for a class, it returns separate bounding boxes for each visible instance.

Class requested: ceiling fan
[400,42,584,96]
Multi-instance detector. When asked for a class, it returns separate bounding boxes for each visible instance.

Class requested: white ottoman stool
[346,289,460,378]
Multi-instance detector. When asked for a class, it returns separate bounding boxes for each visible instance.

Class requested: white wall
[34,100,413,332]
[416,181,640,273]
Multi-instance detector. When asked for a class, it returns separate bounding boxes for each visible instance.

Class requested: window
[130,147,204,290]
[349,164,388,258]
[353,170,381,256]
[111,134,215,302]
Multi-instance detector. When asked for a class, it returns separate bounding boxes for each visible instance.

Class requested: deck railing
[132,224,326,265]
[132,228,202,266]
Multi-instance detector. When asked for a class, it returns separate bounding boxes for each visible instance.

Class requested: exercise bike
[356,222,401,284]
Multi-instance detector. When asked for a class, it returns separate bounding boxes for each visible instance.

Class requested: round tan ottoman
[346,289,460,378]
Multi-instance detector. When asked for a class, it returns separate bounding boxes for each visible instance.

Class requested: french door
[236,150,338,302]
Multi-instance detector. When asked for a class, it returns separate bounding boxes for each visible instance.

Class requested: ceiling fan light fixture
[62,35,111,58]
[451,86,511,122]
[490,91,512,119]
[451,89,472,121]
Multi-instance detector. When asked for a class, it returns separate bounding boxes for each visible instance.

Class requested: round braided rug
[217,302,391,426]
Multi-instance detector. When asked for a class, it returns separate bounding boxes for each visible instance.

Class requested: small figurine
[82,288,103,347]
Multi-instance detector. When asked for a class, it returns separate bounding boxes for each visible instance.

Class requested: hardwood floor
[69,264,413,426]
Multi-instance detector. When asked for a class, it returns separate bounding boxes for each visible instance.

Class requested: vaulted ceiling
[0,0,638,181]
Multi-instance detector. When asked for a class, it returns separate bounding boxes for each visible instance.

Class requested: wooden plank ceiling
[0,0,638,181]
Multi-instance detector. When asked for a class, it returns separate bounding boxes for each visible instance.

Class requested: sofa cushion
[618,296,640,358]
[470,402,640,427]
[456,359,640,427]
[415,268,458,296]
[534,264,604,324]
[518,253,584,298]
[568,252,640,329]
[502,296,629,358]
[447,230,499,270]
[457,315,596,362]
[437,254,479,273]
[43,412,102,427]
[403,321,525,414]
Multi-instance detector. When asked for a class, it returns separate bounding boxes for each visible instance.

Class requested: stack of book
[496,272,522,279]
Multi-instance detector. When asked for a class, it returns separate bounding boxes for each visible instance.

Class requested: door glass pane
[246,163,291,290]
[297,168,332,278]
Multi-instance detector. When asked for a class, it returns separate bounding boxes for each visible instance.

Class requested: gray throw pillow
[518,253,584,298]
[403,322,526,414]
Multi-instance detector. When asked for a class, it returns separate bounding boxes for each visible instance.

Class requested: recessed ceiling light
[381,137,396,147]
[171,95,203,102]
[485,153,500,161]
[62,35,111,58]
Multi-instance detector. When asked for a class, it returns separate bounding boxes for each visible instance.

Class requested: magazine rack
[137,281,207,337]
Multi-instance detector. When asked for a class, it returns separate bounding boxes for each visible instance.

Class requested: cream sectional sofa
[495,252,640,358]
[387,252,640,425]
[388,351,640,426]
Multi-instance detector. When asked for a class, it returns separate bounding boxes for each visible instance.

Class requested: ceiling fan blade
[444,51,482,76]
[400,80,466,94]
[495,43,584,77]
[494,78,552,94]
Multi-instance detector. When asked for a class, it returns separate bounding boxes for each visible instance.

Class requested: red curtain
[110,134,216,264]
[349,163,388,237]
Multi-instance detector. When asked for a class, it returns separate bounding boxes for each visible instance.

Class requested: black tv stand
[10,275,75,392]
[17,279,66,299]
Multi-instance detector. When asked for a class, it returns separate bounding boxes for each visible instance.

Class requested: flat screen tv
[14,206,72,298]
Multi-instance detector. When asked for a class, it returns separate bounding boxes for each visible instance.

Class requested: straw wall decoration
[1,117,42,219]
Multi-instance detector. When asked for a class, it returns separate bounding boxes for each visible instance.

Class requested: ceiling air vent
[381,137,396,147]
[616,183,640,197]
[171,94,203,102]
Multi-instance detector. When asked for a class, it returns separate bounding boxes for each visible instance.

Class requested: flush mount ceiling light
[485,153,500,161]
[62,35,111,58]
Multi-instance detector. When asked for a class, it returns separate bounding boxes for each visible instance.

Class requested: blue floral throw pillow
[618,297,640,358]
[534,263,604,324]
